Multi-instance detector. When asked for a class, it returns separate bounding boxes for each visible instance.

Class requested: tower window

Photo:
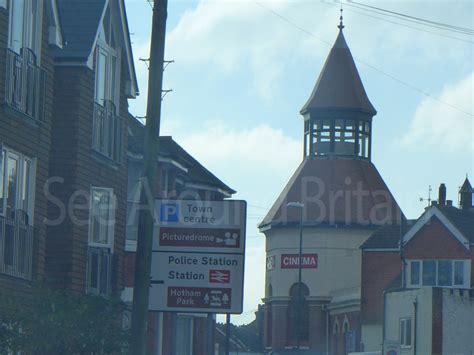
[306,118,371,159]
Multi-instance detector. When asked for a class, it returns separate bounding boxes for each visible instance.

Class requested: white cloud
[173,122,300,324]
[402,72,473,152]
[175,121,300,171]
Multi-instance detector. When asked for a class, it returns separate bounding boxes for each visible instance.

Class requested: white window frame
[0,146,36,225]
[7,0,43,62]
[88,187,115,250]
[94,16,121,110]
[399,317,412,348]
[407,259,471,289]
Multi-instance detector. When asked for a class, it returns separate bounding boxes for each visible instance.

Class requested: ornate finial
[338,4,344,30]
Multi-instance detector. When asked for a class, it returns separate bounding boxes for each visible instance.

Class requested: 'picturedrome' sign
[149,200,246,314]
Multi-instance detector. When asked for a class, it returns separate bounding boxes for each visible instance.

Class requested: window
[307,118,371,158]
[89,188,115,248]
[87,188,115,295]
[8,0,41,56]
[5,0,45,120]
[0,147,35,221]
[422,260,436,286]
[400,318,412,347]
[409,260,469,288]
[86,246,111,296]
[0,147,35,279]
[287,283,310,345]
[92,9,122,161]
[410,260,420,286]
[175,316,193,355]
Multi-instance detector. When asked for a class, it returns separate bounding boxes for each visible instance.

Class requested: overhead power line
[350,1,474,35]
[322,1,474,44]
[253,1,473,118]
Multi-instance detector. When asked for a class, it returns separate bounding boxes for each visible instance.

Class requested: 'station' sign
[150,252,244,312]
[149,200,246,314]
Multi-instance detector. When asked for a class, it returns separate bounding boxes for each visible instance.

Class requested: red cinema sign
[281,254,318,269]
[209,270,230,283]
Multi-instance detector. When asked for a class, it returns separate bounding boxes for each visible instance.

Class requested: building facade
[260,23,402,355]
[0,0,138,305]
[0,0,61,290]
[361,181,474,353]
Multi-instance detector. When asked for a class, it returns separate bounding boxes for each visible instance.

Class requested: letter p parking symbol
[161,203,179,222]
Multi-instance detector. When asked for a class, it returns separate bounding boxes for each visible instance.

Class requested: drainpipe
[413,296,418,355]
[322,304,329,355]
[382,291,387,350]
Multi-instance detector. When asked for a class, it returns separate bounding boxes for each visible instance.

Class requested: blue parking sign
[160,203,179,222]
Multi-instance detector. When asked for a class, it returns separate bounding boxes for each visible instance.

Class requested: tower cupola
[301,22,376,160]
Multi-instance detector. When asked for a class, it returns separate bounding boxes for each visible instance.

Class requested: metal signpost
[149,199,246,353]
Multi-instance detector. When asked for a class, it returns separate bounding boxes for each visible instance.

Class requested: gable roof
[127,116,236,196]
[300,30,376,116]
[55,0,106,61]
[364,205,474,251]
[259,158,403,229]
[55,0,138,97]
[361,222,413,250]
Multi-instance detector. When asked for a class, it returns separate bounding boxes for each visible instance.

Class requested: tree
[0,284,129,354]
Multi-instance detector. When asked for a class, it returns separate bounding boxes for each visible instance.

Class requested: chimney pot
[446,200,453,207]
[431,201,438,206]
[439,183,446,206]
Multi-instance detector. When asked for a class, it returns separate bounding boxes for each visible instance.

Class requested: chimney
[438,183,446,206]
[446,200,453,207]
[460,177,473,211]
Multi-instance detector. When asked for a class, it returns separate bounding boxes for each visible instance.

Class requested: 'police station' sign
[149,200,247,314]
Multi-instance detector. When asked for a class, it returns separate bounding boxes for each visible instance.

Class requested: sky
[124,0,473,325]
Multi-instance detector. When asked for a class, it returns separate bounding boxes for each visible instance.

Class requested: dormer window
[92,8,122,161]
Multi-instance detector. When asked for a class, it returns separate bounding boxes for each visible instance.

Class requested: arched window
[343,317,350,333]
[333,318,340,335]
[287,283,310,345]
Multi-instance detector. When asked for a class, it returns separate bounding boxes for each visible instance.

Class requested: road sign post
[149,199,246,314]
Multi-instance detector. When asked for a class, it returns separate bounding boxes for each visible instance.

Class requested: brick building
[360,180,474,353]
[0,0,62,289]
[259,23,403,354]
[0,0,137,308]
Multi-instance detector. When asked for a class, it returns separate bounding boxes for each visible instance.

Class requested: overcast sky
[124,0,473,324]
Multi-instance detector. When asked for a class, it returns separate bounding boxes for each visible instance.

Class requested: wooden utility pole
[130,1,168,354]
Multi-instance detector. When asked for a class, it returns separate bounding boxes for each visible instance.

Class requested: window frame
[0,146,36,224]
[7,0,43,62]
[399,317,412,348]
[88,187,115,250]
[408,259,470,288]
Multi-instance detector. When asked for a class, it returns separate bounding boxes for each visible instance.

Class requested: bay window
[87,187,115,295]
[408,259,470,288]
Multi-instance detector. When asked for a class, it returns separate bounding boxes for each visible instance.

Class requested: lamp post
[287,201,304,351]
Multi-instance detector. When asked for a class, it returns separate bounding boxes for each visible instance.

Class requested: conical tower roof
[460,177,473,193]
[301,29,377,115]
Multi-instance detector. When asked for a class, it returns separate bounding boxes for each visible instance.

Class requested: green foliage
[0,284,129,354]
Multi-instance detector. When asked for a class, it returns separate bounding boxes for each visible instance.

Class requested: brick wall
[0,0,55,286]
[404,216,471,259]
[361,251,401,324]
[46,49,129,293]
